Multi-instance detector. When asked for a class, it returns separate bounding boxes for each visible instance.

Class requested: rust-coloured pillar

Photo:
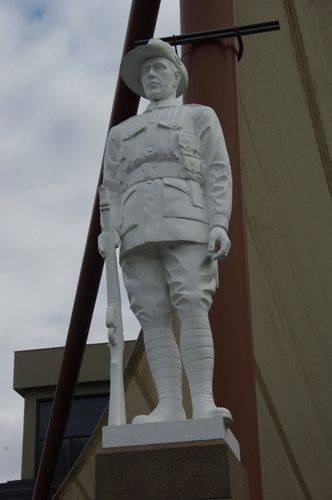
[180,2,263,499]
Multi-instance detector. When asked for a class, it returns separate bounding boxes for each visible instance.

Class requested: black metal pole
[32,1,161,499]
[135,20,280,46]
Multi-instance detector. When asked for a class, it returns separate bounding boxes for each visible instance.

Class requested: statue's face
[141,56,180,101]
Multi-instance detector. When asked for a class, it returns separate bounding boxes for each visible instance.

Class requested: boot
[132,327,186,424]
[180,317,233,426]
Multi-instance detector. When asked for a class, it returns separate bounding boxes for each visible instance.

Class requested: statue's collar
[144,98,181,113]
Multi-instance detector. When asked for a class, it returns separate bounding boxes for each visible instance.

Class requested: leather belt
[120,162,203,192]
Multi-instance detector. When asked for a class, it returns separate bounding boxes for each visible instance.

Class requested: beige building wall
[237,0,332,498]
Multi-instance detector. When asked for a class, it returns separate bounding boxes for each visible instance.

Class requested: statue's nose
[148,67,157,78]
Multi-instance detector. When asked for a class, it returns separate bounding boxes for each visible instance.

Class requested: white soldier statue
[99,39,233,425]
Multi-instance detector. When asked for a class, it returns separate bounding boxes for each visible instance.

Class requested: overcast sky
[0,0,180,482]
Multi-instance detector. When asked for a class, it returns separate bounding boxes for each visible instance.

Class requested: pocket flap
[190,180,205,208]
[158,120,182,130]
[163,178,190,194]
[177,132,199,155]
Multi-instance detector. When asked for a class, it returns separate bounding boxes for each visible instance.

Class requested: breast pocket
[163,178,208,223]
[177,132,202,177]
[120,185,138,236]
[157,120,182,154]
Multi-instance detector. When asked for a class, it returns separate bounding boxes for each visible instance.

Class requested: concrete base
[95,439,249,500]
[102,417,240,461]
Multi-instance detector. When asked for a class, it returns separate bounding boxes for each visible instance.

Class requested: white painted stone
[99,39,233,427]
[102,417,240,461]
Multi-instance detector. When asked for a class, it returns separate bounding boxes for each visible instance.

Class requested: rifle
[98,184,126,425]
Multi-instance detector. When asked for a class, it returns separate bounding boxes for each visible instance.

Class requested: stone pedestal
[95,439,249,500]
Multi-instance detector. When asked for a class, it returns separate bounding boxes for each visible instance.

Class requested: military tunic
[103,100,232,261]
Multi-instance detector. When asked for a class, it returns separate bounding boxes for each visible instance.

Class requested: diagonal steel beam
[32,2,161,498]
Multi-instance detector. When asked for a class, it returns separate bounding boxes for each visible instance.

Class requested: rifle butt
[108,349,126,426]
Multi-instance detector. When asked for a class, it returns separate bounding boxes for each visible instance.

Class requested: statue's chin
[145,90,164,101]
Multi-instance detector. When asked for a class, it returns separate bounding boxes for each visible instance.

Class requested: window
[35,394,109,478]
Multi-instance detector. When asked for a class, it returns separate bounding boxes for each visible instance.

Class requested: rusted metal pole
[32,2,161,498]
[180,1,263,499]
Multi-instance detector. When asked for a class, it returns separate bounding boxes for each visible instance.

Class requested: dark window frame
[35,393,109,477]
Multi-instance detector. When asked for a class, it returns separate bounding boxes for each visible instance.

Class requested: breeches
[121,242,217,330]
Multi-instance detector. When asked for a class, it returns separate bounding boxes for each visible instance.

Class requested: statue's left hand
[208,226,231,261]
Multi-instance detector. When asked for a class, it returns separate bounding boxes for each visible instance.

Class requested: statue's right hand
[98,230,121,257]
[98,232,106,258]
